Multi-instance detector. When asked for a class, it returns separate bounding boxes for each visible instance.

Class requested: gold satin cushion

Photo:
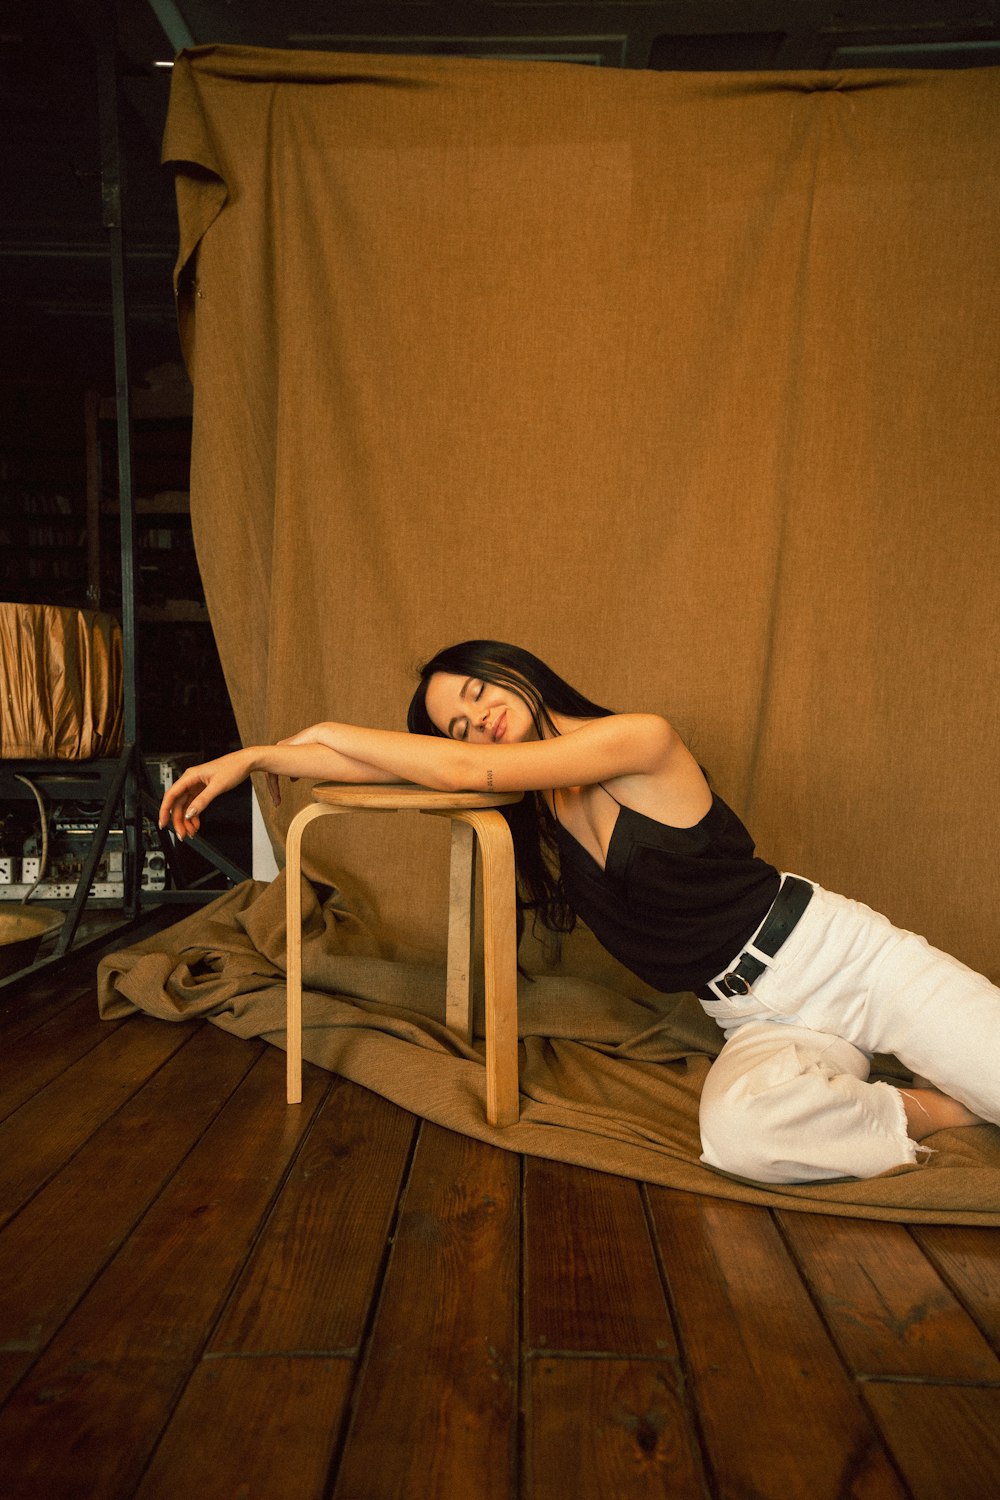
[0,602,124,759]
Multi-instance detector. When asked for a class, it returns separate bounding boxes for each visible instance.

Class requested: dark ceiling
[3,0,999,393]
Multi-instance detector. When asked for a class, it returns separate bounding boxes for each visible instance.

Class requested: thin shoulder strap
[551,784,621,823]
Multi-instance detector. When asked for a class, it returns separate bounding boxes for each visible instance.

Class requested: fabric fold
[98,879,1000,1225]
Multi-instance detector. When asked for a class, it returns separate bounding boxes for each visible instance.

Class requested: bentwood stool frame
[284,783,523,1127]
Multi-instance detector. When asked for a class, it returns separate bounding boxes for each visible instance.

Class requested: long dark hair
[407,640,615,945]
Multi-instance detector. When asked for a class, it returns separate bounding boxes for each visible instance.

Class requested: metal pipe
[95,11,140,914]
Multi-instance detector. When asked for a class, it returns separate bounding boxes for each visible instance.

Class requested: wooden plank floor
[2,944,1000,1499]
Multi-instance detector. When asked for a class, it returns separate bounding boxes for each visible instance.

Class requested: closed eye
[448,679,482,739]
[461,682,485,735]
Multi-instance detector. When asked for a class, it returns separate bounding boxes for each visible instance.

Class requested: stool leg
[284,801,337,1104]
[445,820,476,1042]
[457,809,520,1128]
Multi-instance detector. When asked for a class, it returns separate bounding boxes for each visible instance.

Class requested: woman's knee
[697,1028,875,1183]
[698,1083,793,1181]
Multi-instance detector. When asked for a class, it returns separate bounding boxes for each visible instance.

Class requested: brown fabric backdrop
[98,46,1000,1219]
[162,46,999,981]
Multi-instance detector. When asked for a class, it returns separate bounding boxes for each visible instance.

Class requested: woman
[159,639,999,1184]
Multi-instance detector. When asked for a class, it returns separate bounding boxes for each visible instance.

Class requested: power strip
[1,850,165,896]
[0,880,168,901]
[1,881,122,901]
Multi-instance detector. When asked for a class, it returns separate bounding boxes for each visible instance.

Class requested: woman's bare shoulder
[598,715,712,827]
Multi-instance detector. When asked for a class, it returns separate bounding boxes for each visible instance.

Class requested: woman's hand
[159,748,258,840]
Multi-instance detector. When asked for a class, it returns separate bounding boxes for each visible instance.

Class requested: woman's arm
[160,712,682,840]
[158,741,401,840]
[284,713,680,795]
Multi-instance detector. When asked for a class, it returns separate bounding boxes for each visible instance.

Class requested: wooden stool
[284,783,523,1126]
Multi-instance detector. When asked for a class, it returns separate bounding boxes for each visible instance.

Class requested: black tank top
[553,789,781,993]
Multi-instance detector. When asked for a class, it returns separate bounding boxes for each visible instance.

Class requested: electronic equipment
[0,756,190,903]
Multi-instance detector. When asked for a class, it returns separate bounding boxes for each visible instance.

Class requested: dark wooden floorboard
[0,1024,258,1404]
[1,971,999,1498]
[524,1357,709,1499]
[523,1158,676,1357]
[861,1383,1000,1500]
[0,1016,197,1230]
[0,990,126,1122]
[332,1123,520,1500]
[646,1188,910,1499]
[0,1047,328,1499]
[776,1210,1000,1381]
[133,1355,355,1500]
[209,1076,417,1357]
[910,1224,1000,1355]
[0,975,100,1057]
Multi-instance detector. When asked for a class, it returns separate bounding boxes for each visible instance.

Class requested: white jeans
[697,879,1000,1184]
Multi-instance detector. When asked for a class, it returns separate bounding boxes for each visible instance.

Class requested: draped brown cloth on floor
[102,47,1000,1219]
[98,876,1000,1223]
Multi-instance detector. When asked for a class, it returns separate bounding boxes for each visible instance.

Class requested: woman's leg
[742,885,1000,1128]
[696,881,998,1182]
[898,1082,985,1138]
[698,1021,925,1184]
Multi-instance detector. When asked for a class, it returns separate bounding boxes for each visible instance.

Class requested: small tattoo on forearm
[486,768,494,791]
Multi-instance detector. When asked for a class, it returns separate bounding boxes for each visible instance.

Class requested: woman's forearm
[307,714,682,795]
[159,740,404,841]
[250,741,402,785]
[161,711,685,842]
[281,722,471,790]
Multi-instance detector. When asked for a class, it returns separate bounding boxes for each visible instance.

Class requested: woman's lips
[493,711,506,742]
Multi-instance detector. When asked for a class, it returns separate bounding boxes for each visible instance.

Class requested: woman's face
[423,671,539,745]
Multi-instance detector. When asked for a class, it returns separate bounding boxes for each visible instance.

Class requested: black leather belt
[708,876,814,998]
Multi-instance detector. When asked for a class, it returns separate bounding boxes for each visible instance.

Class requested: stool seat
[284,782,523,1126]
[311,782,523,811]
